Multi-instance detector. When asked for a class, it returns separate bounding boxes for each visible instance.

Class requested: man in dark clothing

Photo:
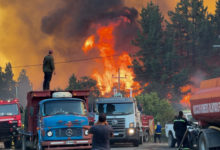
[173,111,189,148]
[89,114,113,150]
[43,50,55,90]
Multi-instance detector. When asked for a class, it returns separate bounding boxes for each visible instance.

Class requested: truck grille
[55,128,82,137]
[107,118,125,137]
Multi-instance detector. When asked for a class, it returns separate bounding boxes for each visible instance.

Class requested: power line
[11,53,123,69]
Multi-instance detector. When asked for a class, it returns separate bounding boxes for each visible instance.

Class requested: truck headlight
[47,131,53,137]
[129,122,134,128]
[128,128,135,135]
[84,129,89,136]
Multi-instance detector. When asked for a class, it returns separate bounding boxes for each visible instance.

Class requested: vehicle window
[96,103,134,115]
[43,100,86,116]
[187,114,196,122]
[0,104,19,116]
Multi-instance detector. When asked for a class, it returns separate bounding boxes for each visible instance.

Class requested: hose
[209,126,220,132]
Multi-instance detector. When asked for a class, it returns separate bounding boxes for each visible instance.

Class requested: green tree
[210,0,220,78]
[66,74,100,111]
[0,63,16,99]
[167,0,216,72]
[132,2,189,100]
[17,69,32,107]
[136,92,175,126]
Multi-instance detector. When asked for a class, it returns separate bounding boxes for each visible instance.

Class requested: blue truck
[21,91,92,150]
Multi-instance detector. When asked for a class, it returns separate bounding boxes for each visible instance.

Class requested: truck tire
[4,140,12,149]
[144,132,149,142]
[14,137,22,149]
[133,140,139,147]
[168,132,176,148]
[139,135,143,144]
[199,133,208,150]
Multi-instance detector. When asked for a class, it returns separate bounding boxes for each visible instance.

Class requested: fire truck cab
[0,99,22,149]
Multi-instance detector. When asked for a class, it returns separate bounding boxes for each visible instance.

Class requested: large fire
[180,85,192,108]
[82,18,141,96]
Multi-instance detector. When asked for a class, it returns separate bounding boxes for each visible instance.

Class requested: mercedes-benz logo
[112,119,118,125]
[66,129,73,137]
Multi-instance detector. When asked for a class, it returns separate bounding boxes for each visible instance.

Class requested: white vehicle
[165,112,197,148]
[94,96,144,147]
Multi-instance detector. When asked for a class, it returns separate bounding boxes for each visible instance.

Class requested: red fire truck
[0,99,22,149]
[141,115,154,142]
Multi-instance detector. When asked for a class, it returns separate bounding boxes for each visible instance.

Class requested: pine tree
[1,63,16,99]
[17,69,32,107]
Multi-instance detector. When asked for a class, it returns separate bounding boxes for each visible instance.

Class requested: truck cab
[0,99,22,149]
[23,91,92,150]
[95,96,143,147]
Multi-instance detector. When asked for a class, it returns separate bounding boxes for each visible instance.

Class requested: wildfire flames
[180,85,192,108]
[82,18,141,96]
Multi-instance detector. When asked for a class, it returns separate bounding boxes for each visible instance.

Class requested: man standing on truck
[173,111,189,148]
[43,50,55,90]
[89,113,113,150]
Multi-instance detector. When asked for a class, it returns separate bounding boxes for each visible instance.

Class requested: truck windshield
[44,100,86,116]
[0,104,19,116]
[96,103,133,115]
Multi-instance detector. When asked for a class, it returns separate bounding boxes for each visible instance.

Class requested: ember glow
[83,19,141,96]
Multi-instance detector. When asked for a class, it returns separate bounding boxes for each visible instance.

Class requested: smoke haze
[0,0,217,90]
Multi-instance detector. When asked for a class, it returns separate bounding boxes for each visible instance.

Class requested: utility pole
[112,68,127,93]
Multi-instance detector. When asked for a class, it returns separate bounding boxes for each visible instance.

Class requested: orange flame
[83,18,141,96]
[180,85,191,108]
[82,35,95,53]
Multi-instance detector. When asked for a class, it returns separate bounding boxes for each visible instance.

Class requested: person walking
[173,111,189,148]
[89,114,113,150]
[43,50,55,90]
[154,122,162,143]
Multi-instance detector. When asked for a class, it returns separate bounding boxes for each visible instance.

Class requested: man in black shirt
[89,114,113,150]
[43,50,55,90]
[173,111,189,148]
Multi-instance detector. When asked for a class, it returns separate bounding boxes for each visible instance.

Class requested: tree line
[132,0,220,101]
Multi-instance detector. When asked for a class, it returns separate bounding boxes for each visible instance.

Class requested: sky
[0,0,217,90]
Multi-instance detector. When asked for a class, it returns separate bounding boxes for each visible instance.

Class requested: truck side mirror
[20,108,23,113]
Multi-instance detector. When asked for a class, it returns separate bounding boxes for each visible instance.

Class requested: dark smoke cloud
[41,0,138,39]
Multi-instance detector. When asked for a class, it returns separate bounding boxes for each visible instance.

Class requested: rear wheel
[144,131,150,142]
[4,140,12,149]
[168,133,176,148]
[199,133,208,150]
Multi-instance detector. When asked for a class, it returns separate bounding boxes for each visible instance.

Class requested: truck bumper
[41,139,92,150]
[110,128,139,143]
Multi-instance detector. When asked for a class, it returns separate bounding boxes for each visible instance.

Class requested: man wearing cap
[43,50,55,90]
[89,113,113,150]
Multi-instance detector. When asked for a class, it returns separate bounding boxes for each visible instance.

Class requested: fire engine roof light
[52,92,72,98]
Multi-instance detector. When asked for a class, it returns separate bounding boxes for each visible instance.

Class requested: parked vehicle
[189,77,220,149]
[141,115,154,142]
[94,95,144,147]
[22,90,92,150]
[0,99,22,149]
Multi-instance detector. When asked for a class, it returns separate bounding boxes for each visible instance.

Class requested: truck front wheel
[168,133,176,148]
[133,140,139,147]
[4,140,12,149]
